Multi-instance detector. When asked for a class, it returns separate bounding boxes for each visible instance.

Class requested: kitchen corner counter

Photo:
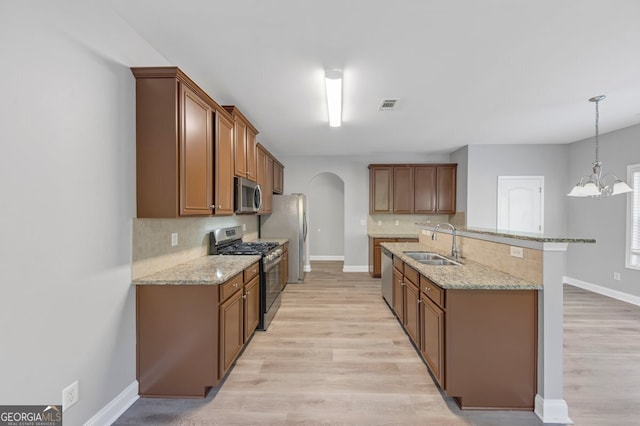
[132,255,261,285]
[255,238,289,245]
[382,242,541,290]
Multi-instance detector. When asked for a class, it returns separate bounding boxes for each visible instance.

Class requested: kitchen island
[382,241,540,410]
[395,225,595,422]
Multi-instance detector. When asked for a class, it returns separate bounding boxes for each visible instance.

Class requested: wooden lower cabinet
[136,262,260,398]
[219,284,244,378]
[391,259,537,410]
[369,237,418,277]
[420,293,444,386]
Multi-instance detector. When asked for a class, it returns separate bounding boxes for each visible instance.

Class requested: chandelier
[567,95,633,197]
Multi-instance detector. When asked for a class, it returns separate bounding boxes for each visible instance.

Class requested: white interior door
[497,176,544,233]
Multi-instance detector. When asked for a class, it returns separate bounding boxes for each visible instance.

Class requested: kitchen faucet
[432,223,458,259]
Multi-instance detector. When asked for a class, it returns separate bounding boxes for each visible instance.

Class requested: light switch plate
[510,246,524,258]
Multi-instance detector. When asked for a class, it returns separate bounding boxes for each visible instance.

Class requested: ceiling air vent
[378,98,399,111]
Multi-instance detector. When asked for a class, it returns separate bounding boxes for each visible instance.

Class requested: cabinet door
[393,167,414,213]
[371,238,394,278]
[256,146,268,214]
[414,166,437,214]
[234,118,247,178]
[265,154,274,211]
[180,83,213,216]
[436,165,457,214]
[421,294,444,386]
[392,267,404,321]
[246,128,257,182]
[370,167,393,213]
[404,281,420,344]
[214,112,234,215]
[273,162,284,194]
[219,289,244,378]
[243,275,260,342]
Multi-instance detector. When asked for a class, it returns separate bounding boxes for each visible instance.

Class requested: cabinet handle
[417,299,421,304]
[242,294,246,299]
[233,283,238,288]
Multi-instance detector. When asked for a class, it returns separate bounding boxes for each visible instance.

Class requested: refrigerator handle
[303,212,308,242]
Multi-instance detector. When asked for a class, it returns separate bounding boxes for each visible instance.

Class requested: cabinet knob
[425,287,431,292]
[210,205,216,209]
[242,294,246,299]
[233,283,238,288]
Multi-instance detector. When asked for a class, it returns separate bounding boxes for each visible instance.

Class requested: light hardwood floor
[115,262,640,425]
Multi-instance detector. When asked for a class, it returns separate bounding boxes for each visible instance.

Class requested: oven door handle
[264,256,281,272]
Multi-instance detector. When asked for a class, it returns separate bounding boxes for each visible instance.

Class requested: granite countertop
[382,242,542,291]
[132,255,261,285]
[255,238,289,245]
[368,233,419,239]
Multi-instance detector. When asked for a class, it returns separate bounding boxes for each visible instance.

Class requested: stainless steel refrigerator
[260,194,307,283]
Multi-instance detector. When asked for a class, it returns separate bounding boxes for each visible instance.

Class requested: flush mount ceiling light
[567,95,633,197]
[325,69,342,127]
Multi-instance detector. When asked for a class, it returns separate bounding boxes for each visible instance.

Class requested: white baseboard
[85,381,139,426]
[342,265,368,273]
[534,394,573,424]
[309,255,344,261]
[564,276,640,306]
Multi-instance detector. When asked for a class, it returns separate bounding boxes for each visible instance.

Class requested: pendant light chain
[594,97,600,164]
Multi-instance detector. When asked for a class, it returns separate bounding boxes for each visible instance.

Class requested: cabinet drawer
[220,273,243,302]
[404,264,419,286]
[392,256,404,272]
[244,262,260,282]
[420,275,444,308]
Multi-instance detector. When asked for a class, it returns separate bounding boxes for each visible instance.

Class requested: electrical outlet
[242,224,246,231]
[377,220,382,226]
[171,232,178,247]
[62,381,79,412]
[395,220,399,226]
[614,272,621,280]
[421,229,428,235]
[510,246,524,258]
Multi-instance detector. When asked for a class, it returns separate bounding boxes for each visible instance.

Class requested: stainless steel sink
[403,251,460,266]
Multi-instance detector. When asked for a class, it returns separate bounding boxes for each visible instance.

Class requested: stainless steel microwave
[235,177,262,213]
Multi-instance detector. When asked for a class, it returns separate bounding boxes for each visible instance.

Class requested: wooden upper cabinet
[132,67,234,218]
[369,166,393,213]
[369,163,456,215]
[414,166,437,214]
[256,144,272,214]
[273,160,284,194]
[223,106,259,183]
[246,127,257,182]
[180,83,213,215]
[436,165,457,214]
[393,167,414,214]
[214,113,235,215]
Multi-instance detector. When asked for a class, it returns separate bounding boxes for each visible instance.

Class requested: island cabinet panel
[403,276,420,344]
[420,293,444,386]
[136,285,219,397]
[444,289,537,410]
[392,266,404,322]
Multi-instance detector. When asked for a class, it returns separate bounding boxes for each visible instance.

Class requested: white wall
[279,153,449,270]
[309,173,345,258]
[566,124,640,296]
[466,144,569,235]
[0,2,168,424]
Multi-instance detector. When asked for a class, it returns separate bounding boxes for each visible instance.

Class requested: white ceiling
[110,0,640,157]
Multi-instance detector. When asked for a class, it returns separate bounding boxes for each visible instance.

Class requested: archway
[308,172,345,269]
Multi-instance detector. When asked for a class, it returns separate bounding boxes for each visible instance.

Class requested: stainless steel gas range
[210,226,282,331]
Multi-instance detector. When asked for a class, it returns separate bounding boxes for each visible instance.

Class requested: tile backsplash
[368,214,450,235]
[132,216,258,279]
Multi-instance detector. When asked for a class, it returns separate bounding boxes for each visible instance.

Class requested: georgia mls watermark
[0,405,62,426]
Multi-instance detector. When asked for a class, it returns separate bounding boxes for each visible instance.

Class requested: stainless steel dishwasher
[381,246,393,308]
